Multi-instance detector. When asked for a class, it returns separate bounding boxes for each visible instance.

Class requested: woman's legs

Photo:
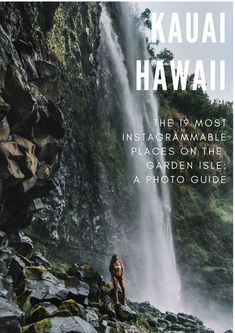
[112,277,119,304]
[119,278,126,305]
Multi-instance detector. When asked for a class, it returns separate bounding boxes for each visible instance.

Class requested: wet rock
[101,322,111,333]
[165,312,178,323]
[0,135,38,187]
[68,263,86,280]
[32,101,65,139]
[8,255,26,287]
[177,313,202,326]
[13,39,38,82]
[0,231,11,272]
[66,278,90,305]
[23,269,68,306]
[68,264,104,286]
[29,198,44,212]
[59,299,85,318]
[13,39,34,56]
[157,318,172,329]
[24,178,57,201]
[9,231,34,257]
[16,267,90,310]
[171,323,187,331]
[0,96,10,121]
[85,308,100,328]
[128,301,161,318]
[26,302,58,324]
[177,312,203,325]
[114,303,138,322]
[0,274,13,300]
[50,316,98,333]
[34,60,60,102]
[5,64,35,120]
[0,19,65,235]
[30,251,52,269]
[100,295,116,320]
[23,316,98,333]
[35,60,60,82]
[0,296,24,333]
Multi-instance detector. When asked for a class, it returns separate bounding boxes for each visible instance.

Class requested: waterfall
[99,3,181,312]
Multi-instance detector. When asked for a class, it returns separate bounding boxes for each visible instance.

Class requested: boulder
[125,300,162,319]
[68,264,105,303]
[23,316,98,333]
[24,269,69,306]
[0,297,24,333]
[30,251,52,269]
[0,135,38,185]
[165,312,178,323]
[16,267,90,309]
[59,299,85,318]
[0,274,13,300]
[114,303,138,322]
[85,308,100,328]
[8,255,26,287]
[9,231,34,257]
[68,264,105,287]
[100,295,116,320]
[177,313,203,325]
[26,302,58,324]
[68,263,86,281]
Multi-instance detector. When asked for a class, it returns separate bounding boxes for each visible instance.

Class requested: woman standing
[109,255,126,305]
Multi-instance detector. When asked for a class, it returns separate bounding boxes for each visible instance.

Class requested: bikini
[113,263,123,279]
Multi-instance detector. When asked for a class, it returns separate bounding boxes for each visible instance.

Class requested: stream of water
[99,3,181,313]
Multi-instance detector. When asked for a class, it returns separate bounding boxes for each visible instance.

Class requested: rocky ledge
[0,231,232,333]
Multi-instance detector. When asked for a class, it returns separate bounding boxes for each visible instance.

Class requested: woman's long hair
[109,254,118,273]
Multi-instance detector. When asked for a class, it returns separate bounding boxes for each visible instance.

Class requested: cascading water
[99,3,181,312]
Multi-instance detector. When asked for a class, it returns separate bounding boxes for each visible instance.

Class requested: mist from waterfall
[99,3,181,313]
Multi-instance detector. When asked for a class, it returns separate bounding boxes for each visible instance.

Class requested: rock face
[0,3,63,234]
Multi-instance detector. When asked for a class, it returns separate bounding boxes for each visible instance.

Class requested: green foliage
[140,8,152,29]
[156,48,174,64]
[47,6,67,66]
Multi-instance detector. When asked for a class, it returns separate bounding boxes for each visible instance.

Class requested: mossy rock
[23,316,98,333]
[51,309,72,317]
[22,318,51,333]
[17,288,32,312]
[114,304,138,322]
[101,283,113,295]
[25,266,48,279]
[59,299,85,318]
[26,303,58,324]
[27,305,52,324]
